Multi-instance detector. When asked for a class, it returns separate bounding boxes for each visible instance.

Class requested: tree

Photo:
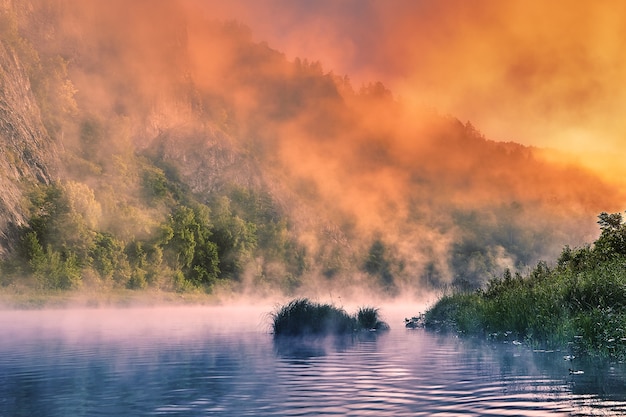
[598,212,623,231]
[364,239,395,290]
[210,196,257,278]
[168,206,198,269]
[594,212,626,259]
[165,204,220,286]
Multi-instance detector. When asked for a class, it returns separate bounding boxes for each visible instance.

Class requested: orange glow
[183,0,626,180]
[19,0,626,287]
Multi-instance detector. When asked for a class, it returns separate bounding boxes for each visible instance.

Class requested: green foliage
[271,299,389,336]
[7,169,304,293]
[364,239,396,292]
[223,186,307,285]
[18,185,83,289]
[25,235,81,290]
[423,212,626,359]
[173,270,195,293]
[142,166,169,201]
[449,205,546,290]
[594,212,626,260]
[165,204,220,287]
[126,269,148,290]
[89,232,125,278]
[24,181,100,263]
[27,183,66,245]
[210,196,257,278]
[271,298,355,336]
[356,307,389,331]
[423,292,486,335]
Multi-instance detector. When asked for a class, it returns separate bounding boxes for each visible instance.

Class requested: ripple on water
[0,308,626,416]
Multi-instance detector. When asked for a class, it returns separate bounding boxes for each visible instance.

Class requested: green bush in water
[271,298,354,336]
[271,299,390,336]
[357,306,390,331]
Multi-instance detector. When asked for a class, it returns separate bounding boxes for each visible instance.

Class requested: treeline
[1,0,622,298]
[0,3,389,296]
[0,174,306,293]
[0,4,308,294]
[423,212,626,359]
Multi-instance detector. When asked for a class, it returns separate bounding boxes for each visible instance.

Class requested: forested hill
[0,0,622,297]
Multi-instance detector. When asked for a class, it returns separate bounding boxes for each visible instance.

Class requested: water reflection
[421,332,626,415]
[273,331,382,360]
[0,308,625,416]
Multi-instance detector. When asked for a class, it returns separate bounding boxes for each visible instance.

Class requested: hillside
[0,0,622,298]
[0,13,58,256]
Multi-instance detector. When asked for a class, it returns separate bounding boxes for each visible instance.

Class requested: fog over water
[1,306,625,416]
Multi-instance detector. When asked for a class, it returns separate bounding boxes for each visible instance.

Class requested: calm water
[1,306,625,416]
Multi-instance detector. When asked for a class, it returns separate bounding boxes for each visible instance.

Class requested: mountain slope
[0,31,58,255]
[0,0,622,296]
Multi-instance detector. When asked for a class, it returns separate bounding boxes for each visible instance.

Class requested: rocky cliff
[0,40,57,255]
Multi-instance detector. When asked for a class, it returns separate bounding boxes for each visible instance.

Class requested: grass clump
[271,299,389,337]
[271,298,354,336]
[357,306,390,331]
[421,212,626,360]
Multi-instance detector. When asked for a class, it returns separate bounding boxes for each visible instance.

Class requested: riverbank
[421,213,626,360]
[0,286,226,309]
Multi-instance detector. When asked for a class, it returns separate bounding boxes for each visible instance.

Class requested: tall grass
[357,306,390,331]
[422,214,626,359]
[271,299,389,337]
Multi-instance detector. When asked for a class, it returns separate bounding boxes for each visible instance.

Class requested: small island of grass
[419,212,626,360]
[271,298,389,337]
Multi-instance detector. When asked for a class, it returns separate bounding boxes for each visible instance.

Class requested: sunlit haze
[190,0,626,178]
[4,3,626,414]
[2,0,625,297]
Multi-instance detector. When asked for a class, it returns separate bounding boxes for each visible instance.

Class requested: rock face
[0,41,57,255]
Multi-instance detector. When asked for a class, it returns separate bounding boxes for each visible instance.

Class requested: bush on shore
[271,298,389,337]
[421,212,626,360]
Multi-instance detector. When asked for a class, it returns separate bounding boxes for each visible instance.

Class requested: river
[0,306,625,416]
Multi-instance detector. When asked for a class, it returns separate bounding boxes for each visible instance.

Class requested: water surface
[0,307,625,416]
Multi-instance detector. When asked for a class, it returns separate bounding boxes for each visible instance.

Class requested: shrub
[271,299,355,336]
[424,292,485,334]
[357,306,390,331]
[421,212,626,358]
[271,299,390,337]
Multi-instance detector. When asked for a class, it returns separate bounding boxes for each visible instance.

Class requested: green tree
[24,236,81,290]
[364,239,395,290]
[168,206,198,269]
[595,212,626,260]
[210,196,257,278]
[165,204,220,286]
[89,232,131,284]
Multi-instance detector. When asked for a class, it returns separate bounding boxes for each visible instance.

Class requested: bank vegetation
[423,212,626,360]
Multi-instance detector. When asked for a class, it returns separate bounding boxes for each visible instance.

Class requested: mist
[2,0,624,300]
[191,0,626,179]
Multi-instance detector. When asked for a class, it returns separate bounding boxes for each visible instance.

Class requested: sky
[186,0,626,178]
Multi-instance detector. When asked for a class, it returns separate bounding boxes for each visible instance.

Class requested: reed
[271,299,389,336]
[271,298,355,336]
[357,306,390,331]
[423,255,626,359]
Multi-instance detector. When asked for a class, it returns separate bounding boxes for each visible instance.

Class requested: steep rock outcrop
[0,40,57,255]
[147,125,262,195]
